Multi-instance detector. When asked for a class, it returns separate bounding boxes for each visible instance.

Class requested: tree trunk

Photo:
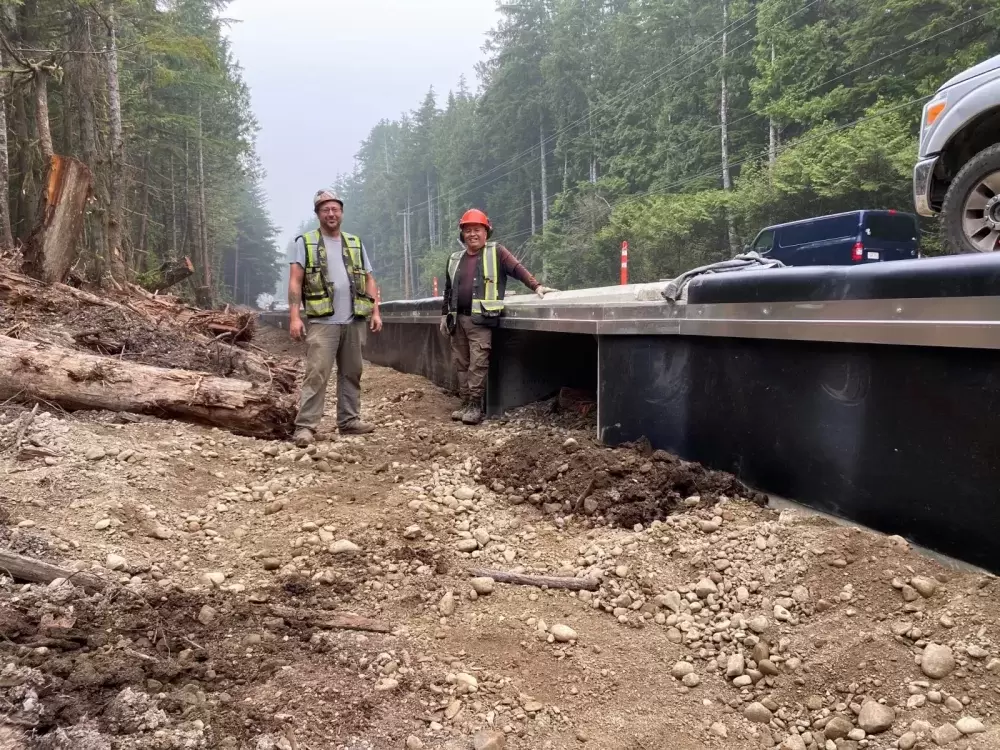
[22,155,93,283]
[436,189,444,249]
[136,152,150,270]
[104,7,127,284]
[426,172,435,247]
[73,13,105,278]
[402,197,412,299]
[0,335,294,439]
[195,102,213,307]
[530,186,536,236]
[768,43,778,166]
[563,151,569,192]
[0,47,14,252]
[233,230,239,301]
[170,153,178,258]
[720,0,739,255]
[34,69,53,164]
[12,87,34,240]
[539,121,548,227]
[60,81,73,156]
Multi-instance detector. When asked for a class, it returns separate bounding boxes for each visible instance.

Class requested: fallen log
[0,267,295,392]
[22,155,93,284]
[0,335,295,438]
[149,257,195,292]
[0,550,107,592]
[467,568,600,591]
[267,605,391,634]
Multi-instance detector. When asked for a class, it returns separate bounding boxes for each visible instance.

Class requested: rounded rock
[858,700,895,735]
[550,623,578,643]
[824,716,853,740]
[470,577,495,595]
[473,730,506,750]
[920,643,956,679]
[744,702,773,724]
[955,717,986,735]
[671,661,695,679]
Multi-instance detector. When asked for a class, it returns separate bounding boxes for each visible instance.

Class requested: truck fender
[924,79,1000,156]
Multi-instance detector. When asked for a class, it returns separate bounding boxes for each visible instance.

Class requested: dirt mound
[0,579,398,749]
[480,433,766,527]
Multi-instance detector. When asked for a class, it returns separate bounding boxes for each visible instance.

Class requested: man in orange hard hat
[440,209,555,425]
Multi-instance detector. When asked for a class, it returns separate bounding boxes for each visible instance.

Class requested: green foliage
[335,0,1000,294]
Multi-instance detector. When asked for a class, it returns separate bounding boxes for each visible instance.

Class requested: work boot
[461,400,484,425]
[340,420,375,436]
[451,398,470,421]
[292,427,315,448]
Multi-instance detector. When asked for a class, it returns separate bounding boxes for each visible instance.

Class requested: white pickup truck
[914,55,1000,253]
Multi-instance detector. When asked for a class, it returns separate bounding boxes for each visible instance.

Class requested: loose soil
[2,313,1000,750]
[481,435,767,528]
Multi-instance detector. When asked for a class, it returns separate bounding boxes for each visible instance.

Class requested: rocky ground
[2,323,1000,750]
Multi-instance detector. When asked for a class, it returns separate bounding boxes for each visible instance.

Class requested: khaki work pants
[295,321,366,431]
[451,314,492,401]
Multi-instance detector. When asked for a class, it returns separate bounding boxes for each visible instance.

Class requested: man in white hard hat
[287,189,382,446]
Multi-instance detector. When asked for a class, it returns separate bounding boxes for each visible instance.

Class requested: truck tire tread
[940,142,1000,254]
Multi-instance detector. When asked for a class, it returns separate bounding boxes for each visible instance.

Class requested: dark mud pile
[481,433,766,527]
[0,575,396,749]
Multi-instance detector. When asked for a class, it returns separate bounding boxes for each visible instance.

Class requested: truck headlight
[923,97,947,132]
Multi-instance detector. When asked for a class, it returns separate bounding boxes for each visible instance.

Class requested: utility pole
[399,199,413,299]
[233,232,239,303]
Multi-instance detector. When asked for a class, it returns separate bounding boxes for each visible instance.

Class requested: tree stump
[22,155,93,284]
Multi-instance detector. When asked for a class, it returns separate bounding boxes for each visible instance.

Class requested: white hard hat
[313,189,344,209]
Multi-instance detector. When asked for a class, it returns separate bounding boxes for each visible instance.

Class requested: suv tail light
[852,242,864,262]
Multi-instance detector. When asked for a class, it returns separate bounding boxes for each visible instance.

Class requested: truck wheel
[941,142,1000,253]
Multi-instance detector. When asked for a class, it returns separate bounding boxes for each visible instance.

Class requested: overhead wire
[478,4,997,238]
[405,0,781,216]
[431,0,828,234]
[662,6,1000,158]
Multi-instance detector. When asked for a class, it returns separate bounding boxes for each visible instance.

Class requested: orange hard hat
[458,208,493,239]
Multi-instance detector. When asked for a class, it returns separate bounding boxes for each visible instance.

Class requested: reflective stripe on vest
[300,230,374,319]
[447,243,505,324]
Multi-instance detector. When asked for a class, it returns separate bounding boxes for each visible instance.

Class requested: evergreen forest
[0,0,280,307]
[329,0,1000,299]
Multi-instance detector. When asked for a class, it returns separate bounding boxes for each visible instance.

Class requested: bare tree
[720,0,739,255]
[0,45,15,251]
[102,4,127,282]
[539,120,548,227]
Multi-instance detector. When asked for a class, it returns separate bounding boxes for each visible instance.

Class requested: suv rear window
[865,213,917,242]
[778,215,859,247]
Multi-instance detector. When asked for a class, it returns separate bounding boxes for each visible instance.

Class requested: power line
[621,93,930,210]
[477,3,994,237]
[406,0,780,216]
[411,0,826,228]
[663,6,1000,158]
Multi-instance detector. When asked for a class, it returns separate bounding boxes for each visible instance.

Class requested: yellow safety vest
[299,230,374,319]
[447,242,505,326]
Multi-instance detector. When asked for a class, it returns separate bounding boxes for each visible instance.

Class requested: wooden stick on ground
[573,477,597,513]
[9,403,39,453]
[468,567,600,591]
[0,550,107,592]
[267,605,391,634]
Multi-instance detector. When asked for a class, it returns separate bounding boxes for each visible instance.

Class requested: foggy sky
[224,0,499,246]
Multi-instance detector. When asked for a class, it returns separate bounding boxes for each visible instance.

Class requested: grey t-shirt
[289,232,372,325]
